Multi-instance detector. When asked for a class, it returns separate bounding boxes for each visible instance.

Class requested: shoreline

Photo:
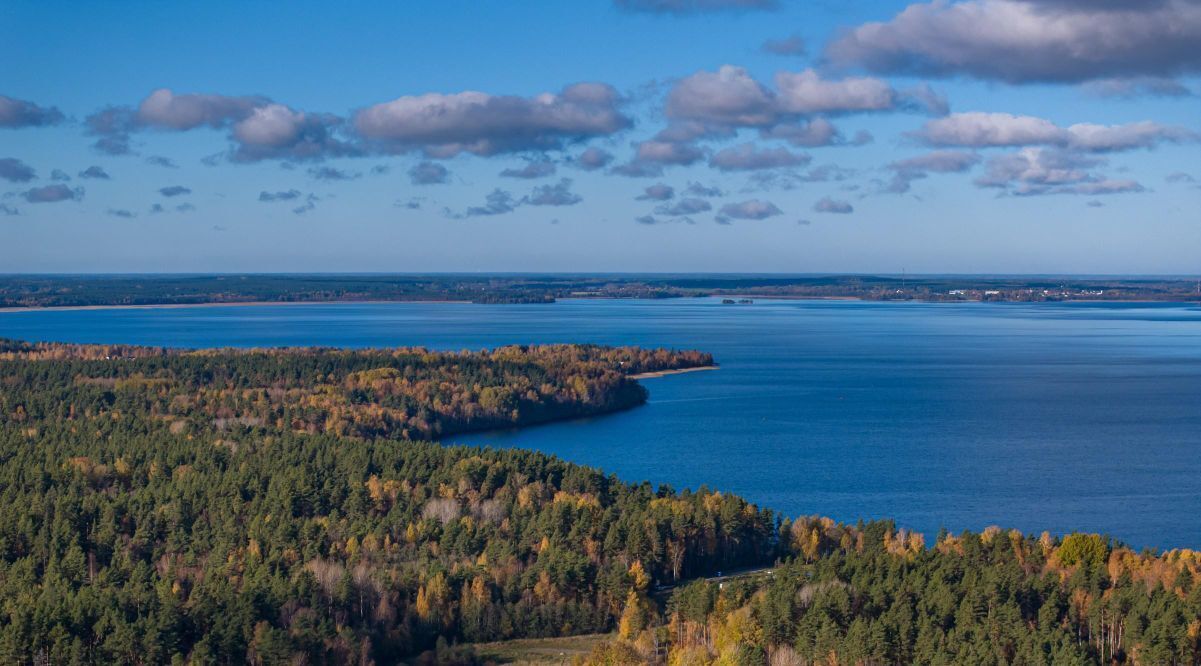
[718,294,1196,305]
[2,296,1196,314]
[0,299,473,313]
[628,365,718,380]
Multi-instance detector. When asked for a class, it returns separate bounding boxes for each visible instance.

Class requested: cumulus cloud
[762,34,806,56]
[462,189,520,217]
[22,184,83,203]
[107,208,136,218]
[146,155,178,168]
[158,185,191,197]
[293,194,319,215]
[1067,121,1196,152]
[975,147,1093,189]
[913,112,1063,147]
[813,197,853,214]
[86,89,355,162]
[259,189,302,202]
[636,183,675,200]
[85,88,265,156]
[523,178,583,206]
[825,0,1201,83]
[308,166,359,180]
[137,88,264,130]
[913,112,1196,151]
[0,203,17,216]
[974,147,1145,196]
[231,104,355,161]
[92,135,133,156]
[78,166,111,179]
[886,150,981,193]
[85,106,138,154]
[665,66,781,128]
[666,66,944,130]
[409,161,450,185]
[0,95,64,128]
[654,66,939,171]
[684,182,723,197]
[1166,171,1196,183]
[500,159,557,179]
[709,143,811,171]
[0,158,36,183]
[655,197,713,216]
[635,140,707,166]
[614,0,777,14]
[746,164,858,191]
[759,118,868,147]
[50,169,71,182]
[718,199,783,221]
[573,146,614,170]
[612,139,705,176]
[775,69,907,115]
[355,83,630,157]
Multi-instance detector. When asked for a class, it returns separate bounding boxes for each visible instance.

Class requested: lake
[2,298,1199,549]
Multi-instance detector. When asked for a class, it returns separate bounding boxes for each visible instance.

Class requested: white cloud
[826,0,1201,83]
[913,112,1196,151]
[355,83,630,157]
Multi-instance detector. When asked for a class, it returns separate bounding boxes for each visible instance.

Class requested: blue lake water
[2,298,1199,549]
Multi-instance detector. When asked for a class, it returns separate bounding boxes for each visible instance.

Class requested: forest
[0,340,714,440]
[0,341,1197,664]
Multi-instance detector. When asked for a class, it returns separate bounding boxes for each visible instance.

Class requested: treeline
[0,340,713,440]
[583,518,1201,665]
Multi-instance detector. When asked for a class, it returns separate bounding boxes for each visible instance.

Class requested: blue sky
[2,0,1198,273]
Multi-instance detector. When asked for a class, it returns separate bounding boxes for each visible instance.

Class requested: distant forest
[0,341,1196,664]
[1,273,1198,308]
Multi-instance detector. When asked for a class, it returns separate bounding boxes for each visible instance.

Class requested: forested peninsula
[0,341,1197,664]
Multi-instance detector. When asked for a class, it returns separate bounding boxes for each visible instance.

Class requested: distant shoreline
[0,299,472,313]
[628,365,718,379]
[719,294,1195,305]
[1,295,1195,314]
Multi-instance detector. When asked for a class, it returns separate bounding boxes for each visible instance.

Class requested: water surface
[3,298,1198,549]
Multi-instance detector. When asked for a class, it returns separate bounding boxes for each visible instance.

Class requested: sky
[1,0,1199,274]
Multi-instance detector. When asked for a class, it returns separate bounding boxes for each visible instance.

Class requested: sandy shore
[628,365,718,379]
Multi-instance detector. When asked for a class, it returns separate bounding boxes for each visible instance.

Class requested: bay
[2,297,1199,549]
